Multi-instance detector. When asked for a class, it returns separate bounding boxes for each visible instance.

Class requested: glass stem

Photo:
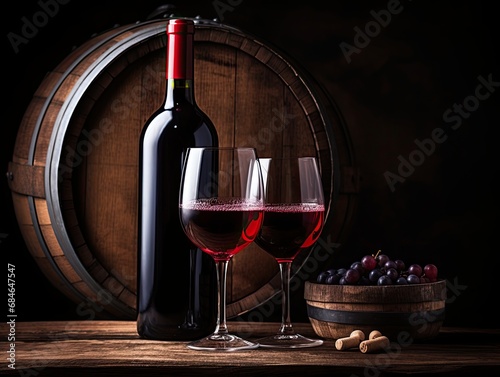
[213,260,229,335]
[278,261,295,335]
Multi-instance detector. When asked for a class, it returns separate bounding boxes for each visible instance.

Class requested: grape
[316,271,329,283]
[408,264,423,277]
[396,276,408,285]
[377,275,393,285]
[350,261,364,275]
[368,269,384,283]
[337,268,347,276]
[386,267,399,281]
[361,255,377,271]
[377,254,390,268]
[336,268,347,276]
[344,268,361,284]
[314,253,439,286]
[384,260,397,271]
[326,273,342,285]
[407,274,420,284]
[359,276,371,285]
[423,264,438,282]
[394,259,405,272]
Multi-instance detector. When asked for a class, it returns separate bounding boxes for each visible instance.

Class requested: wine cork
[368,330,383,340]
[335,330,365,351]
[359,335,390,353]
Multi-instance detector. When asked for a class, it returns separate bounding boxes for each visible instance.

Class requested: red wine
[255,204,325,263]
[180,199,264,261]
[137,19,218,340]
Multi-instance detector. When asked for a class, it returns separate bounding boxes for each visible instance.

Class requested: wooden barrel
[7,17,358,319]
[304,280,446,340]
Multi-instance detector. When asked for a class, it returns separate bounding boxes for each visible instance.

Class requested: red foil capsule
[167,19,194,80]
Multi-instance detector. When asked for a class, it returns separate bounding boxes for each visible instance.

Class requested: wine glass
[255,156,325,348]
[179,147,264,351]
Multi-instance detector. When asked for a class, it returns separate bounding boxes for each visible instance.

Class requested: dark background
[1,0,498,328]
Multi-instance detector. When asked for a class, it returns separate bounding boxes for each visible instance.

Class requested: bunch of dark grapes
[316,250,439,286]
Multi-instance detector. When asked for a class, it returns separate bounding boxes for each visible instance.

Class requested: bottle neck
[164,21,195,108]
[166,30,193,80]
[164,79,195,108]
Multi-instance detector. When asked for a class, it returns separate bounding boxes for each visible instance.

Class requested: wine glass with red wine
[255,156,325,348]
[179,147,264,351]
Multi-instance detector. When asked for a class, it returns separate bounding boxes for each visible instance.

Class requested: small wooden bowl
[304,280,446,341]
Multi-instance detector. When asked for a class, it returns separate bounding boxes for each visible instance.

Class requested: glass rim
[258,156,319,162]
[186,146,257,151]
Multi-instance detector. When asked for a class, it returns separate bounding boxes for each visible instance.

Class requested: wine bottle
[137,18,218,340]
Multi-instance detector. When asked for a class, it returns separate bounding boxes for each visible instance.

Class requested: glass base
[187,333,259,351]
[257,333,324,349]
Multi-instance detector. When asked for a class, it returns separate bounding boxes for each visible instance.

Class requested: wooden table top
[1,320,499,376]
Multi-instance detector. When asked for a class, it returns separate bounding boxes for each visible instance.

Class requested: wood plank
[1,321,499,376]
[195,42,235,148]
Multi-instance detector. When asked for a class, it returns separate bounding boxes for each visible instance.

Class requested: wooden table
[1,321,499,376]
